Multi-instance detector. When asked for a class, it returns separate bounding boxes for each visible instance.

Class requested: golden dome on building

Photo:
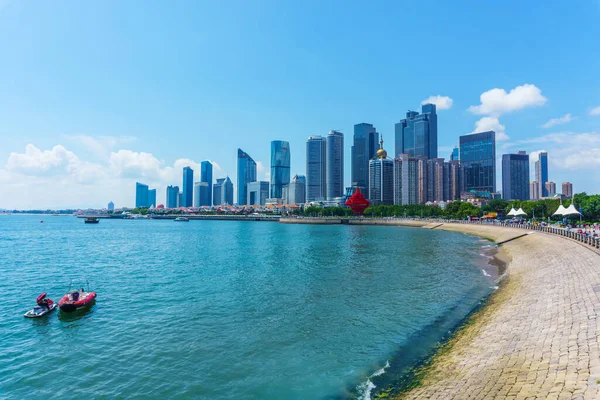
[375,138,387,159]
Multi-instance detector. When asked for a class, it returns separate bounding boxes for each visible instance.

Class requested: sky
[0,0,599,209]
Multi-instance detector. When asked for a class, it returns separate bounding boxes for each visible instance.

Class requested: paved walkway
[401,223,600,400]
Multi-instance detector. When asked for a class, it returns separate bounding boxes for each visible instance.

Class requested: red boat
[58,280,96,312]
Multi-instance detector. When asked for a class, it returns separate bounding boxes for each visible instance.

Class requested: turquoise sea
[0,215,496,399]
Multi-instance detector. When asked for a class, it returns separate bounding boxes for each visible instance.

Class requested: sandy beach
[394,223,600,399]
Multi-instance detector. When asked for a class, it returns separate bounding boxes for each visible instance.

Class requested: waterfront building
[545,181,556,196]
[306,136,327,202]
[213,176,234,206]
[530,181,539,200]
[326,130,344,200]
[237,149,257,206]
[285,175,306,204]
[417,157,427,204]
[182,166,194,207]
[426,158,446,202]
[247,181,269,206]
[201,161,213,206]
[177,192,183,208]
[394,154,419,205]
[450,146,459,161]
[395,103,438,159]
[270,140,291,199]
[368,138,394,205]
[535,152,549,198]
[501,151,530,201]
[562,182,573,198]
[166,185,179,208]
[135,182,149,208]
[459,130,496,193]
[351,123,379,192]
[107,201,114,211]
[193,182,209,207]
[297,175,306,186]
[148,189,156,208]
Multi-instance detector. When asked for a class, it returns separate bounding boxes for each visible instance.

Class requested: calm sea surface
[0,215,496,399]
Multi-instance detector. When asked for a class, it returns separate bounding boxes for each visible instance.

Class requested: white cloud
[472,117,509,141]
[421,95,453,111]
[65,135,137,158]
[590,106,600,116]
[542,113,574,128]
[468,84,547,117]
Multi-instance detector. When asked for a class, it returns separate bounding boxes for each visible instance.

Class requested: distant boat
[84,217,99,224]
[174,217,189,222]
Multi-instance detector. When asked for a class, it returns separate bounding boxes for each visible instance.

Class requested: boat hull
[58,292,97,312]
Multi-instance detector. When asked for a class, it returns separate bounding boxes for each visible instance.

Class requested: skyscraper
[270,140,291,199]
[107,201,114,211]
[182,166,194,207]
[545,181,556,196]
[450,146,459,161]
[166,185,179,208]
[535,152,549,198]
[501,151,530,201]
[285,175,306,204]
[193,182,209,207]
[213,177,234,206]
[395,103,438,159]
[201,161,213,206]
[237,149,257,205]
[326,130,344,200]
[247,181,269,205]
[135,182,149,208]
[426,158,445,202]
[459,131,496,193]
[394,154,419,205]
[306,136,327,201]
[562,182,573,198]
[351,123,379,191]
[148,189,157,208]
[530,181,539,200]
[368,139,394,205]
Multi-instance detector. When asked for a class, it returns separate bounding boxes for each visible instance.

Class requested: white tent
[515,208,527,216]
[553,204,568,216]
[507,207,518,216]
[563,204,581,216]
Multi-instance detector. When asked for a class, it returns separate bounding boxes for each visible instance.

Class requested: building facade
[237,149,257,206]
[213,176,234,206]
[450,146,459,161]
[182,166,194,207]
[394,154,419,205]
[545,181,556,196]
[148,189,156,208]
[166,185,179,208]
[530,181,539,200]
[270,140,291,199]
[193,182,209,207]
[284,175,306,205]
[368,139,394,205]
[247,181,269,206]
[107,201,114,211]
[201,161,213,206]
[562,182,573,198]
[135,182,149,208]
[306,136,327,202]
[395,103,438,159]
[501,151,530,201]
[459,130,496,193]
[351,123,379,192]
[535,152,549,198]
[326,130,344,200]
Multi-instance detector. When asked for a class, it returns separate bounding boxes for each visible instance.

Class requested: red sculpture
[345,188,370,215]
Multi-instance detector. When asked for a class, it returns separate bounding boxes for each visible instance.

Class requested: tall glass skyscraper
[270,140,291,199]
[306,136,327,201]
[459,131,496,193]
[395,103,438,159]
[368,139,393,205]
[450,146,459,161]
[213,176,234,205]
[351,123,379,191]
[237,149,257,205]
[247,181,269,205]
[326,130,344,200]
[535,152,549,198]
[135,182,149,208]
[193,182,209,207]
[182,166,194,207]
[201,161,213,206]
[166,185,179,208]
[148,189,156,208]
[502,152,530,201]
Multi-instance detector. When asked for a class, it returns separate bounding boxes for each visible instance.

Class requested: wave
[356,361,390,400]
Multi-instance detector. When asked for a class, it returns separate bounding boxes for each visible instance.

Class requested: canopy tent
[515,208,527,216]
[507,208,518,216]
[553,204,568,216]
[563,204,581,216]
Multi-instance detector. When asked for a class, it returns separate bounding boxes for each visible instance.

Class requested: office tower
[135,182,149,208]
[426,158,445,202]
[297,175,306,186]
[247,181,269,206]
[148,189,157,208]
[501,151,530,201]
[459,131,496,193]
[395,103,438,159]
[107,201,114,211]
[182,166,194,207]
[306,136,327,201]
[545,181,556,196]
[194,182,209,207]
[450,146,459,161]
[368,139,394,205]
[285,175,306,204]
[535,152,549,198]
[562,182,573,198]
[351,123,379,191]
[530,181,539,200]
[177,192,183,208]
[394,154,419,205]
[270,140,291,198]
[237,149,257,205]
[326,130,344,200]
[213,177,234,206]
[201,161,213,206]
[166,185,179,208]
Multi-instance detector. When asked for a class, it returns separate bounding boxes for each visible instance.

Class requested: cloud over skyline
[421,95,453,111]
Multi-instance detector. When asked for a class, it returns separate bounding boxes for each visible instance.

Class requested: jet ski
[24,293,57,318]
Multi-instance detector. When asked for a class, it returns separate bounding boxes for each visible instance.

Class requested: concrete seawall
[279,217,429,228]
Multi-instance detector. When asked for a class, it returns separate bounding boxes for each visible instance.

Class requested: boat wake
[356,361,390,400]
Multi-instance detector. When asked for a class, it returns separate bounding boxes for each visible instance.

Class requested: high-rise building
[562,182,573,198]
[213,177,234,206]
[450,146,459,161]
[148,189,157,208]
[394,154,419,205]
[166,185,179,208]
[182,166,194,207]
[306,136,327,201]
[459,131,496,193]
[368,139,394,205]
[535,152,549,198]
[201,161,213,206]
[395,103,438,159]
[270,140,291,199]
[501,151,530,201]
[351,123,379,191]
[326,130,344,200]
[426,158,446,202]
[237,149,257,206]
[285,175,306,204]
[135,182,149,208]
[530,181,539,200]
[448,160,462,201]
[247,181,269,206]
[297,175,306,187]
[545,181,556,196]
[177,192,183,208]
[193,182,209,207]
[107,201,114,211]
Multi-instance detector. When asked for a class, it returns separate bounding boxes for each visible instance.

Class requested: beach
[395,223,600,399]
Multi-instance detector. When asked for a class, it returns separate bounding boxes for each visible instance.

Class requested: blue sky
[0,0,599,208]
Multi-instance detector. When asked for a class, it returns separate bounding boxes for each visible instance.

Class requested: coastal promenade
[398,223,600,400]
